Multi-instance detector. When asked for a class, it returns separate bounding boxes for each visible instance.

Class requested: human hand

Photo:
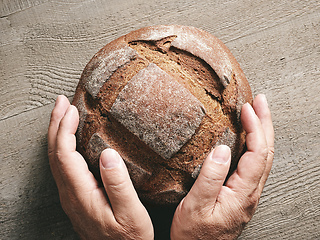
[170,94,274,240]
[48,95,154,240]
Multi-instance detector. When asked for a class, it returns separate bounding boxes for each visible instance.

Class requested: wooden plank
[235,11,320,239]
[0,103,78,239]
[0,0,49,17]
[237,13,320,240]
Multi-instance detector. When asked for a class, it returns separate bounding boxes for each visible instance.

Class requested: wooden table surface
[1,0,319,239]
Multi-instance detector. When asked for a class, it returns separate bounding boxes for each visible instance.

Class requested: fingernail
[66,105,76,116]
[210,145,231,164]
[260,94,268,106]
[55,95,62,106]
[245,102,255,115]
[101,149,121,169]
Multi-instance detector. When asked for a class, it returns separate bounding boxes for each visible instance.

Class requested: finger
[252,94,274,188]
[226,103,268,193]
[48,96,70,187]
[48,95,70,158]
[252,95,274,149]
[56,105,97,192]
[56,105,79,153]
[100,149,149,224]
[180,145,231,215]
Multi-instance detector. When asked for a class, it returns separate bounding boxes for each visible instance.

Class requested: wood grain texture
[0,0,49,17]
[0,0,319,239]
[0,103,77,239]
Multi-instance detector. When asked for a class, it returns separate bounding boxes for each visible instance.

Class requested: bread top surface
[72,25,252,205]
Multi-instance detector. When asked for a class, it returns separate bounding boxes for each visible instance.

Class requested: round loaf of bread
[72,25,252,205]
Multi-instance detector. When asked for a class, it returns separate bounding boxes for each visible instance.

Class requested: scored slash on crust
[84,45,137,98]
[136,25,233,89]
[110,63,206,159]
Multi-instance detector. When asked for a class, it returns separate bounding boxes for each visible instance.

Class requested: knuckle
[50,108,63,123]
[268,146,275,158]
[248,193,260,210]
[55,150,70,165]
[260,146,269,160]
[106,177,128,194]
[202,171,225,184]
[200,163,227,184]
[48,150,56,163]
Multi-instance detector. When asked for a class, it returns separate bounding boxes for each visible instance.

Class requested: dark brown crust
[72,25,253,205]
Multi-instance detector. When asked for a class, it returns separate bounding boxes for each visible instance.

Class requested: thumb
[99,149,147,223]
[181,145,231,214]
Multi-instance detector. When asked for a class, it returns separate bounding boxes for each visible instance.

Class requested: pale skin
[48,94,274,240]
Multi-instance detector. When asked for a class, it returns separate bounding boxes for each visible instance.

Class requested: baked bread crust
[72,25,252,205]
